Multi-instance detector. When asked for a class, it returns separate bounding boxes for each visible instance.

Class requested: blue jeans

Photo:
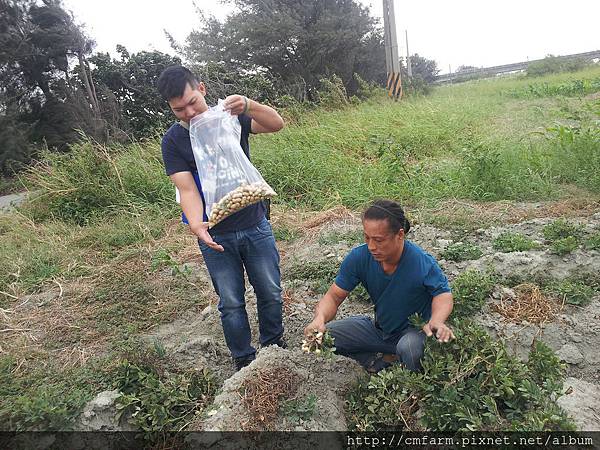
[199,217,283,360]
[327,316,426,372]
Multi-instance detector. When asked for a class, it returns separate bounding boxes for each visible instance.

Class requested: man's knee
[396,330,425,371]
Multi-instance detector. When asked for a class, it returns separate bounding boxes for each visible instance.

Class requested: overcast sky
[63,0,599,75]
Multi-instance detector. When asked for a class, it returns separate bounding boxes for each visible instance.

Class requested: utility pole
[406,29,412,78]
[383,0,402,99]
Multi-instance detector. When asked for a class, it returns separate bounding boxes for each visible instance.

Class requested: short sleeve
[423,256,451,297]
[334,249,362,293]
[238,113,252,135]
[161,133,190,176]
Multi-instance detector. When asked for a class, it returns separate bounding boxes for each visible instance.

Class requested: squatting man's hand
[304,319,326,338]
[422,321,455,343]
[223,94,249,116]
[191,222,224,252]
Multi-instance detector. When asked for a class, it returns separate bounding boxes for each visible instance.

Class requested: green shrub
[317,74,349,109]
[285,258,340,294]
[281,394,317,423]
[542,219,583,241]
[526,55,590,77]
[0,356,108,431]
[587,232,600,250]
[545,279,595,306]
[451,270,496,317]
[114,360,215,440]
[550,236,579,255]
[346,320,573,432]
[493,232,540,253]
[440,242,483,262]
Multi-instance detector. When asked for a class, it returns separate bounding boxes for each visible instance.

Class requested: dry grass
[492,283,564,325]
[240,366,300,430]
[414,196,600,230]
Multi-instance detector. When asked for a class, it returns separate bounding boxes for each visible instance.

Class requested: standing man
[157,66,285,371]
[304,200,454,373]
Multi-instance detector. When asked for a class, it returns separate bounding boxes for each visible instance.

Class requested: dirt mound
[188,346,363,433]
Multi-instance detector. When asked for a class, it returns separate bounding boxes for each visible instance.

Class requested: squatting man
[304,200,455,372]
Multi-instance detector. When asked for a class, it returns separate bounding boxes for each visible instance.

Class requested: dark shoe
[262,337,287,349]
[234,355,255,371]
[274,338,287,349]
[366,356,392,374]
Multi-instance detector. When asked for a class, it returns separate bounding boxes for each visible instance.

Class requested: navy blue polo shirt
[161,113,266,233]
[335,241,451,335]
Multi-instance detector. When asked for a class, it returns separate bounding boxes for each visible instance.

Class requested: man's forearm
[430,292,453,323]
[313,293,341,325]
[179,187,204,231]
[247,100,284,132]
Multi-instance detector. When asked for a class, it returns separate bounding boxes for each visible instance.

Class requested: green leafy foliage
[551,236,579,255]
[114,360,215,440]
[346,320,574,432]
[0,355,108,431]
[545,279,596,306]
[587,232,600,250]
[493,232,540,253]
[440,242,483,262]
[542,219,583,242]
[281,394,317,423]
[526,55,591,77]
[285,258,340,294]
[451,270,496,317]
[183,0,385,100]
[151,249,192,277]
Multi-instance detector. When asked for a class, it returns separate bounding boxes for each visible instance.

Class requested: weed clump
[545,279,596,306]
[346,320,573,432]
[285,258,340,294]
[551,236,579,255]
[451,270,496,317]
[440,242,483,262]
[586,232,600,250]
[114,360,215,440]
[542,219,582,242]
[493,232,540,253]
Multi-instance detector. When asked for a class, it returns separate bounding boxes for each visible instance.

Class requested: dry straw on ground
[492,283,564,325]
[240,367,299,430]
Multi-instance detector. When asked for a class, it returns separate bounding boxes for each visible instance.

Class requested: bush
[545,279,595,306]
[114,360,215,440]
[587,233,600,250]
[493,232,540,253]
[526,55,590,77]
[551,236,579,255]
[451,270,496,317]
[440,242,483,262]
[317,74,349,109]
[542,219,583,242]
[346,320,573,432]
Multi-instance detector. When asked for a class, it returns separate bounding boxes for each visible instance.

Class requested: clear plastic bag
[189,100,276,227]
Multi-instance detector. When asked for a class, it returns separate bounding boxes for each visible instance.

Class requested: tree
[90,48,182,138]
[183,0,385,101]
[407,53,439,84]
[0,0,112,174]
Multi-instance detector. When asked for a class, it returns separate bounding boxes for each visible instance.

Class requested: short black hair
[362,199,411,234]
[157,65,199,101]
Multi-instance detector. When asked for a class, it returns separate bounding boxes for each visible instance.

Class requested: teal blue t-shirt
[335,240,451,335]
